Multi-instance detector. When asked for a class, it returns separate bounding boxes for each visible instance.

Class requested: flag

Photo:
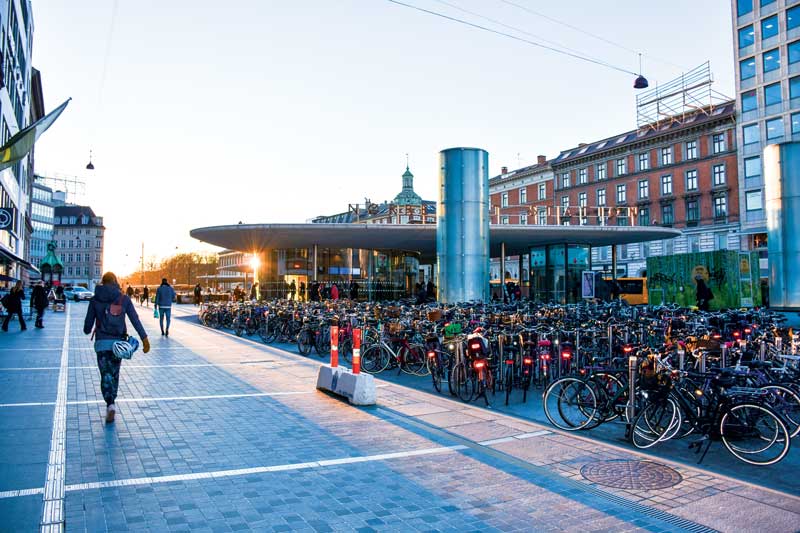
[0,98,71,172]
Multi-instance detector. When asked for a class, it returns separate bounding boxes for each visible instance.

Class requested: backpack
[97,295,127,339]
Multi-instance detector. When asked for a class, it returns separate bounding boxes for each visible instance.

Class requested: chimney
[537,155,546,164]
[501,166,508,175]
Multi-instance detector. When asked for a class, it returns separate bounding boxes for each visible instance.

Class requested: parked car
[64,286,93,301]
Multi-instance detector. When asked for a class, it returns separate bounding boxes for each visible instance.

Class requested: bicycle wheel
[452,363,474,402]
[340,337,353,364]
[504,365,513,405]
[401,344,427,375]
[297,329,314,356]
[761,384,800,438]
[631,397,680,449]
[428,354,443,393]
[543,378,598,431]
[315,325,330,356]
[720,403,791,466]
[361,345,390,374]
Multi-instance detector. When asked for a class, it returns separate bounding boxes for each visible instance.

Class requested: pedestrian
[193,283,202,306]
[695,275,713,312]
[126,284,134,300]
[83,272,150,423]
[514,284,522,302]
[299,281,306,302]
[155,278,176,336]
[416,283,426,305]
[331,283,339,301]
[426,280,435,301]
[250,283,259,301]
[55,283,64,302]
[31,280,48,329]
[350,281,358,301]
[289,280,296,301]
[142,286,150,307]
[1,281,26,331]
[134,287,140,302]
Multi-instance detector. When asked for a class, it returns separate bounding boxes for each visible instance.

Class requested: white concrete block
[316,366,376,406]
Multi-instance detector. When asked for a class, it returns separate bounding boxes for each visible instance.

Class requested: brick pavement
[1,303,799,532]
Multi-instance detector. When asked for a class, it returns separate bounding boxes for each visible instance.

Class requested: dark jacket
[83,284,147,340]
[3,288,24,311]
[155,283,176,307]
[31,285,48,310]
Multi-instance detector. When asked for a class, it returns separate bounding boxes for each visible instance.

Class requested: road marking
[478,437,516,446]
[515,430,552,439]
[0,445,467,500]
[0,361,283,371]
[0,390,314,408]
[40,305,70,532]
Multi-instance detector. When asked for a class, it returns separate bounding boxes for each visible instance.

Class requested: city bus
[608,277,648,305]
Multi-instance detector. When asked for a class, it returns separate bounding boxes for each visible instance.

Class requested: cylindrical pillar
[500,242,506,300]
[330,325,339,368]
[312,245,318,282]
[352,328,362,374]
[437,147,490,303]
[611,245,618,281]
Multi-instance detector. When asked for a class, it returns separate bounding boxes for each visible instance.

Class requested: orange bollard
[352,328,362,374]
[330,325,339,368]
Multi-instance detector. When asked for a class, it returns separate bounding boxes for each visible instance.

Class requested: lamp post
[250,253,260,300]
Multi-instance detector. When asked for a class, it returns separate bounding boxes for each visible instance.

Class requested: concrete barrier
[316,366,376,406]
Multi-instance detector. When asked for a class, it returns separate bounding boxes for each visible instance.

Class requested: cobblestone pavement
[1,303,799,532]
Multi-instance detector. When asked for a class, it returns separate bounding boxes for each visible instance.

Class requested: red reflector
[505,359,514,365]
[473,360,485,369]
[469,341,482,351]
[561,352,572,359]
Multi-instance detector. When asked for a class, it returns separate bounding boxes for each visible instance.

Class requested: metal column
[312,245,318,282]
[500,242,506,300]
[611,244,617,280]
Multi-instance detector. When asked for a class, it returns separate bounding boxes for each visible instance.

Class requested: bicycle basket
[427,309,442,322]
[387,322,404,335]
[443,322,462,337]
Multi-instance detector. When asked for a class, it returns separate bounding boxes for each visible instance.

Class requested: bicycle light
[733,330,741,339]
[561,349,572,359]
[473,359,486,370]
[623,345,634,354]
[523,357,533,365]
[427,351,436,359]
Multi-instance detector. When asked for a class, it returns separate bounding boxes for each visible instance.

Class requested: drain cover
[580,460,682,490]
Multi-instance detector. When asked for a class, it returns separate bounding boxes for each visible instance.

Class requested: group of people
[123,284,151,307]
[0,280,68,331]
[414,280,437,304]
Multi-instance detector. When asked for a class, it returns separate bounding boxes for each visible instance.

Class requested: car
[64,286,94,301]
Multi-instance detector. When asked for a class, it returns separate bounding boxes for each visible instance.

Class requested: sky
[31,0,736,275]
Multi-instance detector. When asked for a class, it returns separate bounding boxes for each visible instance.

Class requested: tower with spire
[393,157,423,206]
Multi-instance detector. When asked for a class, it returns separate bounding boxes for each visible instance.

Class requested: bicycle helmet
[112,336,140,360]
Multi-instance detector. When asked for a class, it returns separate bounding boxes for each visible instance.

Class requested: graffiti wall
[647,251,762,309]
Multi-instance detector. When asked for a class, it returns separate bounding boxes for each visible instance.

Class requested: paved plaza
[1,304,800,532]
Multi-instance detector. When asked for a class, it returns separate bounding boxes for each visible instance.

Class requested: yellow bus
[610,277,648,305]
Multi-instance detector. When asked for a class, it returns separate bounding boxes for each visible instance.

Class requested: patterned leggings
[96,351,122,406]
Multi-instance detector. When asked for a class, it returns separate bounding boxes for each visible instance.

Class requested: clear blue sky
[31,0,735,274]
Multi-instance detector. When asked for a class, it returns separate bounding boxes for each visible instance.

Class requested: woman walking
[1,281,26,332]
[83,272,150,423]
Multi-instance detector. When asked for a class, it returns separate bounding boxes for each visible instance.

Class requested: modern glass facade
[528,244,591,304]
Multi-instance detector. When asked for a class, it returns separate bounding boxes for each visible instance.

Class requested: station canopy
[191,223,681,261]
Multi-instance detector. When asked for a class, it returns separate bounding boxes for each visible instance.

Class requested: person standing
[695,275,713,312]
[289,280,296,301]
[331,283,339,301]
[83,272,150,423]
[299,281,306,302]
[426,280,435,301]
[350,281,358,301]
[250,283,258,301]
[155,278,176,336]
[31,281,48,329]
[142,286,150,307]
[193,283,202,306]
[1,281,26,332]
[126,284,134,300]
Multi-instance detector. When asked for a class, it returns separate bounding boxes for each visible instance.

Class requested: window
[660,146,673,166]
[616,184,626,204]
[791,76,800,99]
[765,82,782,106]
[686,169,698,190]
[764,48,780,73]
[741,57,756,80]
[578,192,587,207]
[67,267,73,276]
[68,253,73,262]
[538,183,546,200]
[766,117,784,140]
[84,267,90,276]
[661,204,674,225]
[95,239,101,248]
[712,164,726,186]
[560,196,570,213]
[792,113,800,134]
[788,5,800,30]
[84,253,90,262]
[661,175,673,196]
[639,207,650,226]
[714,196,728,219]
[743,123,760,144]
[790,41,800,64]
[537,207,547,225]
[60,240,65,248]
[597,188,606,206]
[519,213,527,225]
[578,168,587,184]
[616,158,626,176]
[596,162,606,180]
[501,192,508,207]
[76,239,81,248]
[501,215,509,224]
[712,133,726,153]
[519,187,527,204]
[561,172,570,189]
[685,140,697,159]
[746,190,763,211]
[95,267,100,276]
[737,0,753,16]
[762,15,779,40]
[638,179,649,199]
[686,199,699,224]
[638,153,649,170]
[739,25,755,48]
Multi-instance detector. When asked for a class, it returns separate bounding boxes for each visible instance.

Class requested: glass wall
[529,244,591,303]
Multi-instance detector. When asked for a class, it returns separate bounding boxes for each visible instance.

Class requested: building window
[616,158,626,176]
[660,147,672,166]
[686,169,698,191]
[95,267,100,276]
[639,207,650,226]
[764,48,780,73]
[67,267,73,276]
[519,187,527,204]
[712,133,726,153]
[616,184,626,204]
[60,240,65,248]
[766,117,784,140]
[578,168,587,184]
[537,207,547,225]
[638,179,649,199]
[661,175,673,196]
[792,113,800,134]
[519,213,527,225]
[538,183,546,200]
[561,172,570,189]
[790,41,800,65]
[712,164,726,186]
[743,123,760,144]
[788,5,800,31]
[596,188,606,206]
[84,253,90,262]
[685,140,697,160]
[740,57,756,80]
[746,190,763,211]
[501,215,509,224]
[68,253,73,262]
[762,15,779,41]
[791,76,800,99]
[739,25,755,48]
[596,162,606,180]
[638,153,649,171]
[714,196,728,219]
[737,0,753,16]
[95,239,101,248]
[661,204,674,225]
[686,199,700,224]
[765,82,782,106]
[578,192,587,207]
[501,192,508,207]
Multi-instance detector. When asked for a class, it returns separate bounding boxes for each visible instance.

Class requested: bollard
[608,325,614,359]
[760,341,767,362]
[677,345,685,371]
[777,336,783,354]
[576,330,581,365]
[626,355,638,436]
[352,328,362,374]
[721,343,728,369]
[330,325,339,368]
[699,350,706,373]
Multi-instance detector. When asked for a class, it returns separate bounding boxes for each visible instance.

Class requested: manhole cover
[580,460,682,490]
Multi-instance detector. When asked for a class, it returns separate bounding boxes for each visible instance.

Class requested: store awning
[0,245,37,273]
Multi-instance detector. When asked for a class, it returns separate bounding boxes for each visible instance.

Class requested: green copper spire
[393,165,422,206]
